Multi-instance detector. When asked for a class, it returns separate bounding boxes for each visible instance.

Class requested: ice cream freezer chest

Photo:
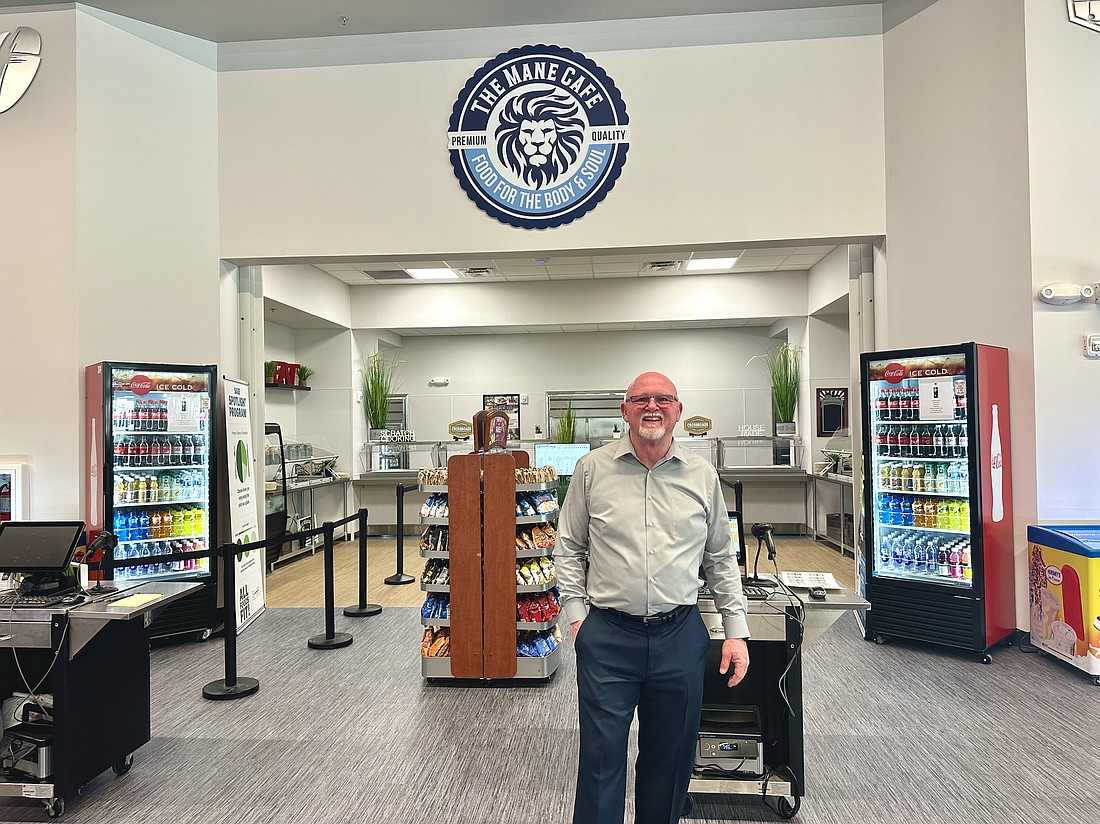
[1027,525,1100,682]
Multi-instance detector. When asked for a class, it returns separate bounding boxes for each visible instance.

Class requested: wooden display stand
[449,450,528,679]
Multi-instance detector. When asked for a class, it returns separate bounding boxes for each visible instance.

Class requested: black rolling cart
[690,586,868,819]
[0,582,198,818]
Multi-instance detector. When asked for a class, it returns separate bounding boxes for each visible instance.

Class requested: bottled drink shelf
[873,455,968,462]
[113,498,207,508]
[114,463,206,472]
[877,487,968,498]
[873,569,973,588]
[876,522,969,536]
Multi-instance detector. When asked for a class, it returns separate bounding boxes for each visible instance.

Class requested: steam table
[0,581,199,818]
[691,583,868,819]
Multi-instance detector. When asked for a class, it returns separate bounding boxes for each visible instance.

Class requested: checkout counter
[692,581,869,818]
[0,581,199,818]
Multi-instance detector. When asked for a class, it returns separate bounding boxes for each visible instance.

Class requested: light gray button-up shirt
[555,437,749,640]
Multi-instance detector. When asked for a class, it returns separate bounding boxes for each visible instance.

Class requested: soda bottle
[954,379,967,420]
[169,435,182,466]
[888,388,900,420]
[194,434,207,465]
[136,436,149,467]
[898,427,911,457]
[945,424,958,458]
[137,399,149,431]
[149,436,162,466]
[113,403,125,432]
[114,509,129,542]
[182,435,194,465]
[932,425,944,458]
[886,427,898,457]
[876,388,888,418]
[114,437,125,467]
[158,399,169,432]
[138,510,151,541]
[919,426,932,458]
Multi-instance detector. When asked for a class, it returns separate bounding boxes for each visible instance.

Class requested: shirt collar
[614,434,686,467]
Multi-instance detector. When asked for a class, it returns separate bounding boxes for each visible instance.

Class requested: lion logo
[494,89,585,190]
[448,44,630,229]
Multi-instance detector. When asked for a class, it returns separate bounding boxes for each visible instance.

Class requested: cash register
[0,521,84,607]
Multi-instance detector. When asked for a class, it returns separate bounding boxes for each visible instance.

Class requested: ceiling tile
[504,271,551,280]
[593,270,636,279]
[739,247,798,258]
[548,272,594,280]
[541,256,591,265]
[314,264,358,272]
[546,264,592,275]
[783,253,827,264]
[735,256,787,266]
[593,263,638,274]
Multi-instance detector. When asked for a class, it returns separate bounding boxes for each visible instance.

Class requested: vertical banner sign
[448,44,630,229]
[223,378,265,633]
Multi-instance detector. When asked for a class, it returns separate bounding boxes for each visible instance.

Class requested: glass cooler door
[866,350,974,590]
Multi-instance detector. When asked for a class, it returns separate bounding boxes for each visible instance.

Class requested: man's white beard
[635,423,667,441]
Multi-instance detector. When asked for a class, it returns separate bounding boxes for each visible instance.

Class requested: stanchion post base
[308,632,353,649]
[384,573,415,585]
[202,677,260,701]
[343,603,383,617]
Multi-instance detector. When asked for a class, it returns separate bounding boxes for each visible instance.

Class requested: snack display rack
[418,452,563,680]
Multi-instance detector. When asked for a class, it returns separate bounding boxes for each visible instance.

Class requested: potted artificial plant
[295,365,316,387]
[360,351,400,439]
[264,360,277,384]
[555,402,577,443]
[752,342,802,436]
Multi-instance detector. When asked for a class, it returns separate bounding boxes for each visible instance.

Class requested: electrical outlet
[1085,335,1100,358]
[520,394,529,404]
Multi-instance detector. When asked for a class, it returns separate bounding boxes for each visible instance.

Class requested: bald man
[556,371,750,824]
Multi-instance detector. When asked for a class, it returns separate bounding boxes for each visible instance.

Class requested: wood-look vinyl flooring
[264,535,856,609]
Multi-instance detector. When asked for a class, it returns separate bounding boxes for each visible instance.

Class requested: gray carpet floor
[1,607,1097,823]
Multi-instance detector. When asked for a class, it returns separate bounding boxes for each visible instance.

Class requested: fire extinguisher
[0,482,10,522]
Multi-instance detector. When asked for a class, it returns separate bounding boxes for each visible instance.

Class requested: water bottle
[889,496,902,525]
[879,535,892,569]
[900,498,913,526]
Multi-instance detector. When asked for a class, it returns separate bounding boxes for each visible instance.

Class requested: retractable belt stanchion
[204,539,261,700]
[384,484,416,585]
[308,522,353,649]
[344,508,382,617]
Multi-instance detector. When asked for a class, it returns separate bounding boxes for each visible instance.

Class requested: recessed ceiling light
[686,257,738,272]
[406,268,459,280]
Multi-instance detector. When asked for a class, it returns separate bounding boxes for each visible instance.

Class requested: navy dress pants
[572,604,710,824]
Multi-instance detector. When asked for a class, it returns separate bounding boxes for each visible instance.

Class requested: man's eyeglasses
[625,394,679,407]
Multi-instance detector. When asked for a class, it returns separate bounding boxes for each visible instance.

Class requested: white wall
[808,244,850,314]
[263,265,351,327]
[349,270,811,330]
[218,34,885,260]
[0,8,219,519]
[0,9,78,520]
[883,0,1036,625]
[1024,1,1100,522]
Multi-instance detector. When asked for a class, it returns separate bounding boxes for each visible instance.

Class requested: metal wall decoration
[0,27,42,114]
[816,388,848,438]
[1068,1,1100,33]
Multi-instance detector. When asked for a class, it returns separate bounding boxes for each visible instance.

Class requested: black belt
[598,604,691,626]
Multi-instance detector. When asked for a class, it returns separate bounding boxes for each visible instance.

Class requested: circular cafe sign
[447,44,630,229]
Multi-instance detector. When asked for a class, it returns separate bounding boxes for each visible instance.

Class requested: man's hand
[718,638,749,687]
[570,619,583,642]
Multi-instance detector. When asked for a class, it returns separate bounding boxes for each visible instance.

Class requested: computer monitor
[727,510,747,566]
[533,442,591,477]
[0,521,85,574]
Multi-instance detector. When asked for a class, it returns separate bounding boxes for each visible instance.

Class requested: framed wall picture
[816,388,848,437]
[483,394,521,441]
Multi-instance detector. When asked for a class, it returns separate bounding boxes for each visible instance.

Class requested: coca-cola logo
[883,363,906,384]
[130,375,153,395]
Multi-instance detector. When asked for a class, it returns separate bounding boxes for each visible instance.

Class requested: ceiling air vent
[362,269,413,281]
[461,267,495,278]
[643,260,684,273]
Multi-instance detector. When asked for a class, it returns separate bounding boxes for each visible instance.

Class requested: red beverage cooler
[859,343,1015,662]
[85,361,219,641]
